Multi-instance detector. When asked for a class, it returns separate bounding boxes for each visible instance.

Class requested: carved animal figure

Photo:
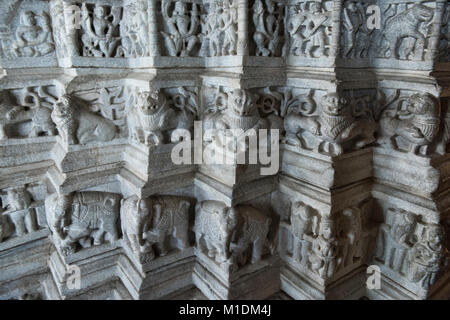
[380,4,434,59]
[379,93,440,155]
[0,91,26,140]
[128,89,193,146]
[1,187,37,237]
[51,95,117,145]
[290,201,317,265]
[45,192,121,256]
[285,92,375,155]
[121,195,191,263]
[194,201,271,269]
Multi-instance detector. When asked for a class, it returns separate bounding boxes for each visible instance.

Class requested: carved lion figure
[378,93,440,155]
[51,95,117,145]
[285,92,376,155]
[380,4,434,60]
[128,89,194,146]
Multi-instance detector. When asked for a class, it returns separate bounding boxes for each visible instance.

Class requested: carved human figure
[376,209,418,272]
[161,1,200,57]
[342,2,363,58]
[128,88,194,146]
[194,201,271,269]
[337,207,362,269]
[1,187,37,237]
[287,6,307,56]
[303,2,330,58]
[378,93,440,156]
[12,11,54,58]
[284,92,376,155]
[120,2,149,57]
[51,94,117,145]
[379,4,434,60]
[253,0,281,57]
[407,224,446,289]
[218,0,237,56]
[121,195,191,263]
[309,217,340,279]
[290,201,316,265]
[81,4,122,57]
[45,192,121,256]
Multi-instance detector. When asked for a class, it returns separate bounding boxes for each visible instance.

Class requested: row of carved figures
[1,85,448,157]
[1,185,447,289]
[0,186,273,272]
[0,1,446,61]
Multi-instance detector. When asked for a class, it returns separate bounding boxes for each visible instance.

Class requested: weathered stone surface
[0,0,448,300]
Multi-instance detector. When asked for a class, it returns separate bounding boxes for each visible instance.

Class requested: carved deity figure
[303,2,330,58]
[80,4,122,57]
[120,2,149,57]
[51,95,117,145]
[194,201,272,271]
[12,11,54,58]
[407,225,446,290]
[45,192,121,256]
[201,2,221,57]
[379,4,434,60]
[253,0,282,57]
[284,92,376,155]
[286,5,307,56]
[378,93,440,156]
[128,88,194,146]
[1,187,37,237]
[309,217,340,279]
[161,1,200,57]
[121,195,191,263]
[218,0,238,56]
[290,201,317,265]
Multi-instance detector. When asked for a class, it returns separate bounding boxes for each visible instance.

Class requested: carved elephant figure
[194,201,272,268]
[45,192,121,256]
[121,195,191,263]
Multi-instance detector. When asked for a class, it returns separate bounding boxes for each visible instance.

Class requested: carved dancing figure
[303,2,330,58]
[161,1,200,57]
[253,0,281,57]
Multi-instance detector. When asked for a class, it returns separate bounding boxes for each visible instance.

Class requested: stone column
[148,0,160,56]
[237,0,249,56]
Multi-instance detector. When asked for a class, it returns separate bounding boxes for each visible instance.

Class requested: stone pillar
[237,0,249,56]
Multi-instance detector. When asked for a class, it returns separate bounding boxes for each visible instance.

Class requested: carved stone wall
[0,0,448,300]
